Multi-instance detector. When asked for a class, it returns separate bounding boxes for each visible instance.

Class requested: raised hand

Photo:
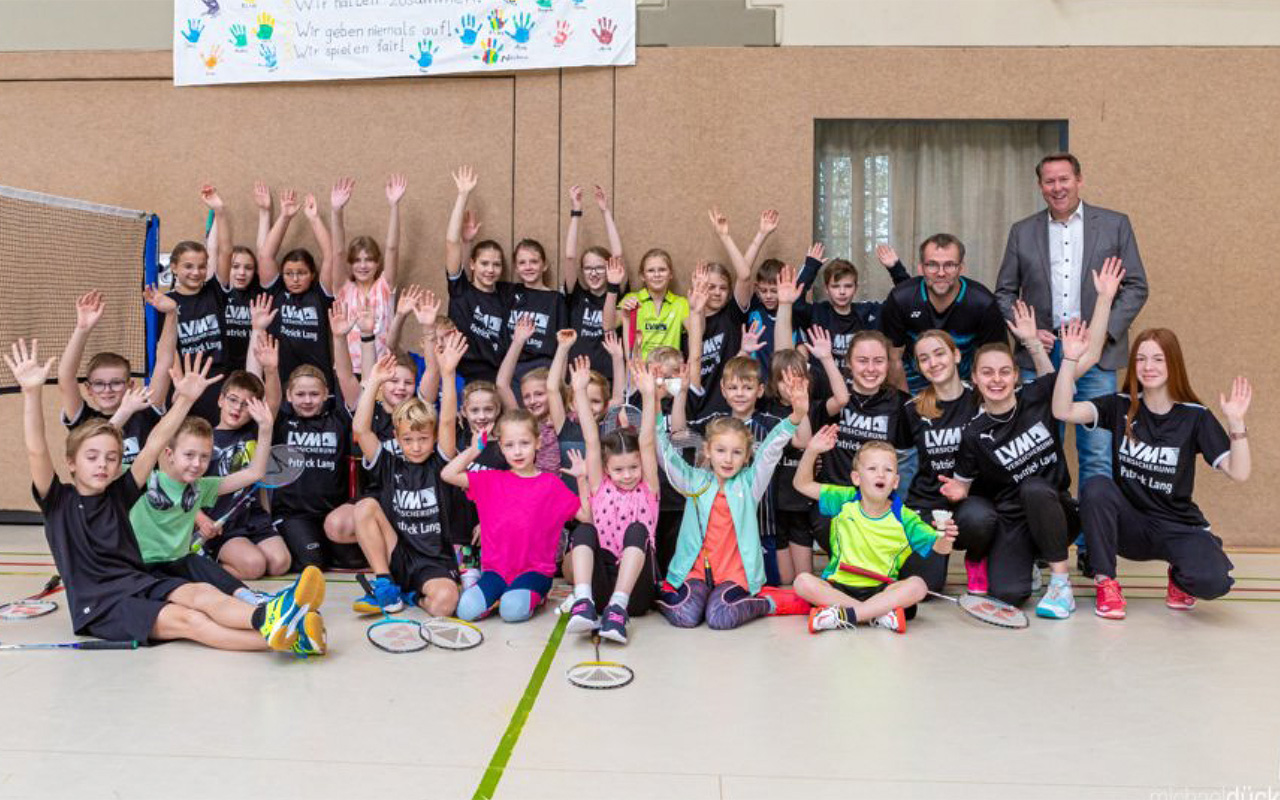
[1220,376,1252,426]
[807,423,838,454]
[396,284,423,318]
[568,184,583,212]
[330,177,354,210]
[630,360,656,398]
[605,256,626,286]
[776,263,801,305]
[386,173,408,205]
[561,448,588,480]
[602,330,623,360]
[249,292,276,331]
[569,355,592,392]
[556,328,578,350]
[279,189,300,218]
[462,209,482,241]
[367,352,398,387]
[687,271,710,316]
[75,290,106,331]
[593,184,609,212]
[707,207,730,238]
[875,244,898,268]
[1006,299,1039,345]
[4,339,54,391]
[143,285,177,314]
[199,184,224,211]
[1059,319,1089,362]
[758,209,779,236]
[807,242,825,262]
[245,396,274,430]
[806,326,833,360]
[739,322,766,355]
[437,331,468,374]
[413,288,441,325]
[354,298,376,336]
[512,314,536,345]
[452,165,478,194]
[1091,256,1125,300]
[781,367,810,417]
[303,193,319,220]
[253,181,272,211]
[170,352,220,403]
[253,333,279,371]
[328,301,357,337]
[117,384,152,417]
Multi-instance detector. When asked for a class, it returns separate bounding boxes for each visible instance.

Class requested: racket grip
[835,562,893,584]
[80,640,139,650]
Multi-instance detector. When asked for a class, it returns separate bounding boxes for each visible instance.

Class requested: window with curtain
[814,120,1066,300]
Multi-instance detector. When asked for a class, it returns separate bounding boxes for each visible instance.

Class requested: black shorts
[208,508,279,554]
[774,508,813,548]
[82,577,189,645]
[390,544,458,595]
[150,553,246,596]
[827,577,917,620]
[789,506,833,552]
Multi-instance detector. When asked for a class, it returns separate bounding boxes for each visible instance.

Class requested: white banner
[173,0,635,86]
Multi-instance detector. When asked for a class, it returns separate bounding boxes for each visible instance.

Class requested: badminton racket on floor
[566,633,634,690]
[214,444,307,526]
[0,639,137,651]
[358,574,429,653]
[0,575,62,621]
[420,616,484,651]
[837,562,1029,629]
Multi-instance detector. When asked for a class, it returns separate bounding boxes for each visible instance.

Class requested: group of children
[15,161,1253,655]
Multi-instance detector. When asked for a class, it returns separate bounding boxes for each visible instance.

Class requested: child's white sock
[573,583,591,601]
[234,587,261,605]
[608,591,629,609]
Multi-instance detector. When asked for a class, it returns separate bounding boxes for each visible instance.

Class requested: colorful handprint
[229,23,248,47]
[412,40,438,69]
[536,0,552,8]
[506,12,534,44]
[255,12,275,41]
[201,45,222,69]
[487,9,506,34]
[553,20,571,47]
[457,14,480,46]
[592,17,615,45]
[259,43,278,69]
[181,18,204,44]
[476,37,505,65]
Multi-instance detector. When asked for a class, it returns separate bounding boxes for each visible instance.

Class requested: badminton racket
[566,633,633,690]
[837,562,1028,629]
[0,575,62,621]
[0,639,137,651]
[214,444,307,526]
[357,573,428,653]
[420,617,484,651]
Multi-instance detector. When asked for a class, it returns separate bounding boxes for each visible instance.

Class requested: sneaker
[352,576,405,615]
[1166,568,1197,610]
[757,586,811,616]
[1035,578,1076,619]
[259,566,326,650]
[598,603,629,644]
[289,611,327,657]
[1094,577,1126,620]
[808,605,854,634]
[964,558,989,595]
[565,597,599,634]
[870,607,907,634]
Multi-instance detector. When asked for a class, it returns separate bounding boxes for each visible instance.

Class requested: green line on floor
[472,612,569,800]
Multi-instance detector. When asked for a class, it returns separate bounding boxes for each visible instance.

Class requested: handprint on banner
[412,40,438,69]
[506,12,534,44]
[487,9,506,34]
[457,14,481,45]
[536,0,552,8]
[476,37,505,65]
[201,0,220,16]
[201,45,223,69]
[553,20,571,47]
[181,19,204,43]
[229,23,248,47]
[571,0,586,6]
[255,12,275,41]
[592,16,615,45]
[259,43,278,69]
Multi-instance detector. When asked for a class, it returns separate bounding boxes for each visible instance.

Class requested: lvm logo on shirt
[993,422,1052,468]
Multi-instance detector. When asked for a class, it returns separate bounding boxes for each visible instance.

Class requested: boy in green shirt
[792,432,957,634]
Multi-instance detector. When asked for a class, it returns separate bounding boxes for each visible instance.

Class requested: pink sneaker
[1094,577,1126,619]
[1166,568,1197,610]
[758,586,811,616]
[964,558,989,595]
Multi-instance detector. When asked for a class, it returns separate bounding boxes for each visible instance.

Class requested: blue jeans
[896,448,919,498]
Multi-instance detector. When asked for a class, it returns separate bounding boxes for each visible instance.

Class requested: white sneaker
[807,606,854,634]
[1035,579,1076,619]
[869,608,907,634]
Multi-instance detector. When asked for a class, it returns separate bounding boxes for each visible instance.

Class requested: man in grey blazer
[996,153,1149,567]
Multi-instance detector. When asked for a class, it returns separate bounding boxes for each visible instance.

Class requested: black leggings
[654,508,683,579]
[987,477,1079,606]
[1080,476,1233,600]
[898,497,999,593]
[569,522,657,616]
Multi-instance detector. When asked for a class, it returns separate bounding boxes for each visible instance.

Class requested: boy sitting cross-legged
[792,428,957,635]
[12,341,325,653]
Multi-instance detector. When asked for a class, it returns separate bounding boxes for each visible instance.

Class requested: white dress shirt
[1047,201,1085,328]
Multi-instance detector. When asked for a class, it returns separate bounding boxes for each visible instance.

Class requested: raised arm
[562,185,584,292]
[807,326,850,415]
[327,301,363,409]
[602,330,625,408]
[547,329,576,431]
[570,355,603,492]
[253,181,273,257]
[353,352,395,461]
[251,332,282,413]
[436,331,466,458]
[496,314,534,412]
[58,291,104,422]
[632,361,661,495]
[793,423,836,501]
[441,429,484,490]
[411,288,443,403]
[201,185,233,289]
[1007,299,1054,377]
[595,184,624,260]
[1052,320,1100,426]
[217,398,275,495]
[132,352,220,485]
[7,339,57,496]
[773,263,800,353]
[383,173,406,288]
[143,287,179,404]
[736,209,779,306]
[602,256,625,333]
[329,177,354,295]
[303,194,335,294]
[445,166,478,279]
[1218,376,1252,482]
[1076,257,1124,375]
[258,189,299,288]
[684,265,709,394]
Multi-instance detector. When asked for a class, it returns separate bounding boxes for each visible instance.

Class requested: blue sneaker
[259,566,326,650]
[565,597,599,635]
[352,576,404,615]
[1035,578,1076,619]
[598,603,629,644]
[289,611,327,657]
